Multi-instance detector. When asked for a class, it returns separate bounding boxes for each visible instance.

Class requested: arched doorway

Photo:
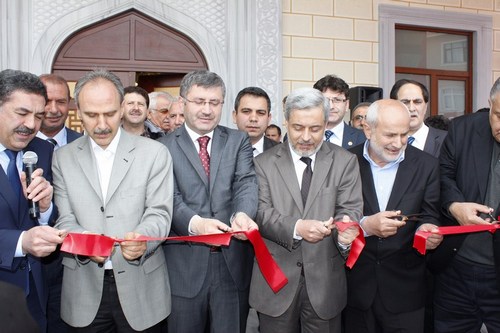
[51,9,208,132]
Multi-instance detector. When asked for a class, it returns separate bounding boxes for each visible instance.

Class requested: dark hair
[350,101,371,119]
[234,86,271,113]
[0,69,47,107]
[313,74,349,98]
[179,70,226,100]
[39,74,70,101]
[389,79,429,103]
[424,115,450,131]
[74,69,124,108]
[124,86,150,108]
[266,124,281,136]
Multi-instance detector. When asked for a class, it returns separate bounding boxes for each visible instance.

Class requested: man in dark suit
[313,74,366,149]
[429,78,500,332]
[159,70,259,333]
[37,74,81,147]
[390,79,447,158]
[250,87,362,333]
[0,69,65,332]
[345,99,442,333]
[38,73,82,333]
[232,86,278,156]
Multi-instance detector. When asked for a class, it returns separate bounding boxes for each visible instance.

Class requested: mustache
[94,129,112,135]
[14,126,35,135]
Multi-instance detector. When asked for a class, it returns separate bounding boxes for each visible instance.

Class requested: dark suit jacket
[342,122,366,149]
[263,136,278,152]
[65,127,82,143]
[159,125,258,298]
[429,112,500,280]
[423,126,447,158]
[0,138,54,319]
[250,142,363,319]
[347,144,440,313]
[0,281,39,333]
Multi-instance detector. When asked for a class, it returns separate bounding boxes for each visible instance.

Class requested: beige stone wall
[283,0,500,97]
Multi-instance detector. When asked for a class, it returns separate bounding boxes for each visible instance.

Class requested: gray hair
[74,69,124,108]
[179,70,226,100]
[148,91,174,111]
[284,87,329,123]
[0,69,47,107]
[490,76,500,102]
[365,99,409,128]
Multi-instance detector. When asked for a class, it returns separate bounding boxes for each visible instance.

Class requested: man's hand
[20,168,52,213]
[296,218,332,243]
[230,212,259,241]
[449,202,493,226]
[190,216,230,235]
[120,232,147,261]
[337,215,359,246]
[22,225,65,257]
[418,223,443,250]
[362,210,406,238]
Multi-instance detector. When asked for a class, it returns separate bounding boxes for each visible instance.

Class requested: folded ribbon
[334,221,365,269]
[413,223,500,255]
[61,229,288,293]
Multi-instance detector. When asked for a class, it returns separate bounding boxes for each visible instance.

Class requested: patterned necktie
[5,149,21,200]
[46,138,58,147]
[198,136,210,179]
[300,157,313,206]
[408,136,415,145]
[325,130,334,142]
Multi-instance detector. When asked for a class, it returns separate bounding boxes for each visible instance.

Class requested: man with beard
[249,87,362,333]
[313,75,365,149]
[0,69,65,332]
[344,99,442,333]
[37,74,82,148]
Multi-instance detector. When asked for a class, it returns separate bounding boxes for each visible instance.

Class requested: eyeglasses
[400,99,425,107]
[325,97,347,104]
[150,108,169,114]
[353,115,366,121]
[184,97,224,107]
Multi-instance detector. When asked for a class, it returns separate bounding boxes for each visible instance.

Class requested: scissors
[392,213,426,222]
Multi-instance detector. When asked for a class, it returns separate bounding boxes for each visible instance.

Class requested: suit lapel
[177,126,209,188]
[303,143,331,215]
[76,137,104,203]
[276,145,303,214]
[472,118,494,201]
[358,154,380,214]
[209,126,227,194]
[106,132,135,205]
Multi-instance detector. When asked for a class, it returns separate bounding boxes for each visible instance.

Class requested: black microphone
[22,151,40,219]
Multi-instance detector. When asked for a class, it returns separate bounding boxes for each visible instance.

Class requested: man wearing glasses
[389,79,447,158]
[145,91,174,138]
[350,102,371,131]
[159,70,259,333]
[313,74,366,149]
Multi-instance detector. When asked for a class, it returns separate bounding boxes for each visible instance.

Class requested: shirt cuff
[188,215,201,235]
[15,231,26,257]
[38,202,53,226]
[293,220,303,240]
[359,216,370,237]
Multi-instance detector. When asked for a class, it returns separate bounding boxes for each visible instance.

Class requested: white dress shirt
[410,124,429,151]
[326,121,344,147]
[36,127,69,150]
[252,136,265,157]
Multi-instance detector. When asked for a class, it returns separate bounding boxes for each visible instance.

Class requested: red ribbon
[334,221,365,269]
[413,223,500,255]
[61,229,288,293]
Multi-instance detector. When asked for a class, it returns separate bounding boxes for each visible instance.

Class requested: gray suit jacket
[249,142,363,319]
[159,125,258,298]
[52,131,173,330]
[423,126,447,158]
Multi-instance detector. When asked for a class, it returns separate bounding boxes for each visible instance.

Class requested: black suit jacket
[423,126,447,158]
[263,136,278,152]
[347,144,440,313]
[0,138,54,322]
[342,123,366,149]
[65,127,82,143]
[429,112,500,280]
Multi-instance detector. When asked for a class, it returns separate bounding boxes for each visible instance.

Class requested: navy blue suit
[341,123,366,149]
[0,137,55,330]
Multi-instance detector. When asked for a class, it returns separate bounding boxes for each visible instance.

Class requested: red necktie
[198,136,210,178]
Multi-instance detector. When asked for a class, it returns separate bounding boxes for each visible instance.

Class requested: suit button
[100,207,104,212]
[453,248,457,252]
[296,262,302,267]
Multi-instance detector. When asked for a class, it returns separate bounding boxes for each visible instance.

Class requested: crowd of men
[0,67,499,333]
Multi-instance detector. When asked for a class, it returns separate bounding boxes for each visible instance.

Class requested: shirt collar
[184,124,214,144]
[252,136,265,155]
[36,127,67,146]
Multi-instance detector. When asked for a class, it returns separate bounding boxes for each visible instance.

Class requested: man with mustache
[345,99,442,333]
[146,91,174,137]
[0,69,65,332]
[37,74,82,149]
[121,86,161,139]
[232,87,277,157]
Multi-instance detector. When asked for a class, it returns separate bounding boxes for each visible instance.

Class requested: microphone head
[22,151,38,165]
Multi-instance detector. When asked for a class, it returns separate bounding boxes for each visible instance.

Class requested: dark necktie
[198,136,210,179]
[408,136,415,145]
[325,130,334,142]
[300,157,313,206]
[46,138,58,147]
[5,149,21,200]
